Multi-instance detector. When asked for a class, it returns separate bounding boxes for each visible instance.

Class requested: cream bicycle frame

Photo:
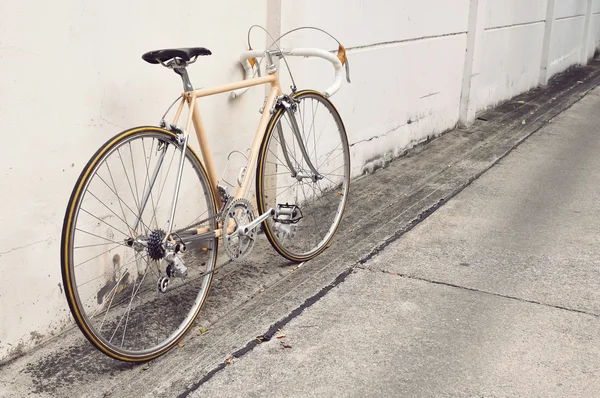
[168,71,282,237]
[162,47,346,240]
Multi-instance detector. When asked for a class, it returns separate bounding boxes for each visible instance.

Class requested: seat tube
[190,95,221,207]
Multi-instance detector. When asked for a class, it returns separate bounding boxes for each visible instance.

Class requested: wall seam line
[555,14,586,21]
[344,32,467,52]
[484,20,545,31]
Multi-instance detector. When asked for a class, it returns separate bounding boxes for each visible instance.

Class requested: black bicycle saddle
[142,47,212,65]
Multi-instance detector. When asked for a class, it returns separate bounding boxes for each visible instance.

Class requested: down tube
[234,87,280,201]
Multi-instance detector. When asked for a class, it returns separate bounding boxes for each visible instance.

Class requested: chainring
[223,198,257,261]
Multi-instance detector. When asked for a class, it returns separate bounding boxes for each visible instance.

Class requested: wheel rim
[259,92,350,259]
[64,129,217,358]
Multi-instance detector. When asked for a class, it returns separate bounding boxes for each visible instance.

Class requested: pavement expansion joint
[178,267,356,397]
[357,265,600,318]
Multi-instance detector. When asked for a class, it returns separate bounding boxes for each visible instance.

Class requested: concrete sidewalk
[2,63,600,397]
[194,86,600,398]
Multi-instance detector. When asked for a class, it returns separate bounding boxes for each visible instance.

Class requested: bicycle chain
[172,212,221,235]
[172,185,236,235]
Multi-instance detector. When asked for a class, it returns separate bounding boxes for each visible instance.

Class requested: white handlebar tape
[231,48,344,99]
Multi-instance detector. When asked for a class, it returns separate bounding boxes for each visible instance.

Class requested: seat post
[174,67,193,92]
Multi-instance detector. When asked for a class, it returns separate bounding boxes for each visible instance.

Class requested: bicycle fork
[277,97,323,183]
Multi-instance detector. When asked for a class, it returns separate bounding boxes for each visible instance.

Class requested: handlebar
[231,48,346,99]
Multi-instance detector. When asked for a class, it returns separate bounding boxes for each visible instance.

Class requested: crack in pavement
[177,267,355,397]
[7,62,600,398]
[357,265,600,318]
[177,67,600,397]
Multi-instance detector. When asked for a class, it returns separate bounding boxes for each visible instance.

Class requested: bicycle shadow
[22,240,296,396]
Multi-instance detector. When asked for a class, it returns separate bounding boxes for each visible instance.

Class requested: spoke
[297,98,307,142]
[282,116,304,167]
[262,171,295,177]
[265,159,292,172]
[178,208,210,232]
[310,107,333,161]
[320,163,346,176]
[129,142,142,220]
[155,144,177,216]
[75,243,122,269]
[94,176,153,233]
[75,241,127,249]
[109,264,150,345]
[313,180,337,233]
[142,255,161,280]
[317,142,344,170]
[321,174,341,187]
[133,253,151,349]
[267,148,294,174]
[142,138,160,230]
[75,228,128,247]
[305,98,319,148]
[98,267,131,332]
[79,253,142,290]
[312,102,319,172]
[272,181,300,201]
[124,266,150,347]
[117,147,141,214]
[80,208,130,239]
[314,179,336,214]
[84,191,132,231]
[106,162,134,236]
[298,181,322,250]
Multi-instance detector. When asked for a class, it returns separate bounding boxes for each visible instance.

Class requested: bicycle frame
[151,47,345,242]
[168,70,283,238]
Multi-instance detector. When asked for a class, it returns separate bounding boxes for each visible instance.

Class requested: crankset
[222,199,275,261]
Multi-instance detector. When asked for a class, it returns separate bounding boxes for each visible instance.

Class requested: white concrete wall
[0,0,268,361]
[587,0,600,59]
[548,0,588,76]
[475,0,547,110]
[280,0,470,176]
[2,0,600,362]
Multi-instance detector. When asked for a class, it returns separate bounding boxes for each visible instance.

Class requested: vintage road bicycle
[61,28,351,362]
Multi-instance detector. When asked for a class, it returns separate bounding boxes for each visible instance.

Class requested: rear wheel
[256,90,350,262]
[61,127,218,362]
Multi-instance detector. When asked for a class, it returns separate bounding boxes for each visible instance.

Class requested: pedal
[274,203,303,224]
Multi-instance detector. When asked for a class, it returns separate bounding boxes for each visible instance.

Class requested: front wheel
[61,127,218,361]
[256,90,350,262]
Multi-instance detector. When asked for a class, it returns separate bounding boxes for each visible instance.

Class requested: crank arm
[229,208,275,239]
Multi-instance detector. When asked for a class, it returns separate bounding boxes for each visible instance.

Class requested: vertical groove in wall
[580,0,594,63]
[265,0,281,96]
[459,0,486,126]
[539,0,556,85]
[266,0,281,47]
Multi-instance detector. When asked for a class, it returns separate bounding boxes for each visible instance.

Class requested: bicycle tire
[256,90,350,262]
[61,126,218,362]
